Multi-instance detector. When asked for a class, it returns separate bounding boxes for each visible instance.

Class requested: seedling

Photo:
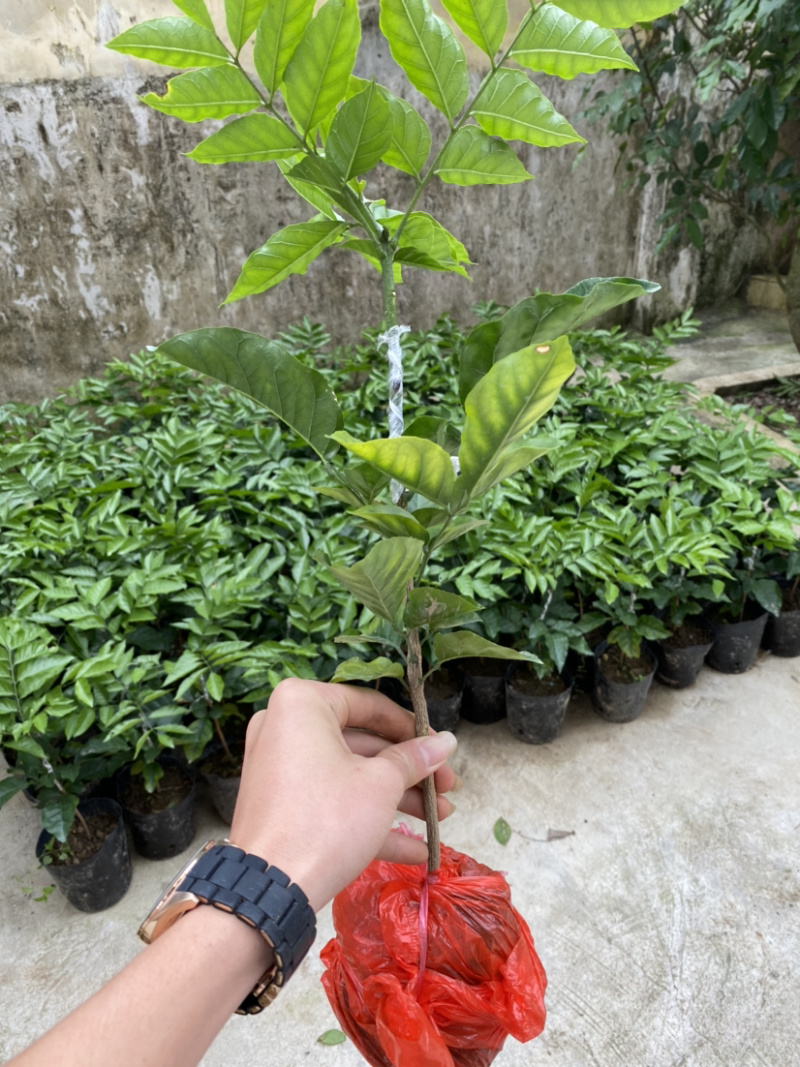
[106,0,679,864]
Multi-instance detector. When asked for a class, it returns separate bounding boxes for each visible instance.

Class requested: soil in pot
[707,608,768,674]
[765,585,800,657]
[459,658,507,724]
[505,665,573,745]
[424,667,464,732]
[654,619,713,689]
[199,740,245,825]
[118,763,196,860]
[35,797,132,912]
[593,643,656,724]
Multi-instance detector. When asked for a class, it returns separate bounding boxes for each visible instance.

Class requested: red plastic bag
[320,843,547,1067]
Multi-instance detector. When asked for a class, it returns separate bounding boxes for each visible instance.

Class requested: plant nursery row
[2,309,800,908]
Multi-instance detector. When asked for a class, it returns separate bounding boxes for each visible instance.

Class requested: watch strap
[178,843,316,1014]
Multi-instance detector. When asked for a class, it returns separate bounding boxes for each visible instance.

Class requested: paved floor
[2,306,800,1067]
[2,657,800,1067]
[663,302,799,385]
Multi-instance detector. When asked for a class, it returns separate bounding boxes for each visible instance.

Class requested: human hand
[229,679,458,912]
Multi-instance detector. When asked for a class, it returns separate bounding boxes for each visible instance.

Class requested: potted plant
[643,502,729,686]
[590,590,669,723]
[649,574,721,688]
[107,657,199,860]
[0,619,134,911]
[764,550,800,657]
[505,589,594,744]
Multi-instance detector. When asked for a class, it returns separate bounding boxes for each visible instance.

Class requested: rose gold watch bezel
[137,839,223,945]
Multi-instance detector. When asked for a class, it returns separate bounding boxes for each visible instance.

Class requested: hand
[229,678,458,912]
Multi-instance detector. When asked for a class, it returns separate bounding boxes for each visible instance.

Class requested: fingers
[377,829,429,866]
[271,678,417,742]
[397,786,455,822]
[375,731,457,793]
[343,730,458,794]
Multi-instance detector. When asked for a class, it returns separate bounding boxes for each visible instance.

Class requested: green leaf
[156,328,343,459]
[440,0,507,57]
[0,776,27,810]
[472,69,584,148]
[386,213,471,279]
[318,1029,347,1046]
[403,415,461,455]
[74,678,93,707]
[283,0,361,136]
[188,114,299,163]
[330,431,456,507]
[751,579,782,617]
[41,794,79,843]
[350,504,429,541]
[433,631,538,665]
[225,220,348,303]
[454,336,575,504]
[432,517,489,546]
[381,95,432,176]
[107,17,231,68]
[435,126,532,185]
[226,0,269,51]
[206,671,225,702]
[326,82,393,180]
[380,0,468,122]
[329,538,424,624]
[285,155,352,215]
[330,657,405,683]
[555,0,681,28]
[493,816,512,845]
[685,216,703,250]
[64,705,95,740]
[511,5,638,80]
[404,588,479,631]
[458,277,659,402]
[140,66,262,122]
[172,0,215,33]
[254,0,315,93]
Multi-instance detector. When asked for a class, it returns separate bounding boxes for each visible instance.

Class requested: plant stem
[213,716,233,763]
[406,626,440,873]
[377,252,439,871]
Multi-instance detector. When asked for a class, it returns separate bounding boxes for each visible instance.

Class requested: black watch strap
[178,843,316,1014]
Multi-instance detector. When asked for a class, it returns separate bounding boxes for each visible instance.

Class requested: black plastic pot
[505,666,573,745]
[764,610,800,657]
[199,743,244,825]
[460,659,507,724]
[706,612,768,673]
[424,668,464,732]
[118,761,196,860]
[593,642,657,724]
[36,798,132,912]
[654,623,714,689]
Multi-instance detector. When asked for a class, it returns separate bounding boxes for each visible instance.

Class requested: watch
[138,839,317,1014]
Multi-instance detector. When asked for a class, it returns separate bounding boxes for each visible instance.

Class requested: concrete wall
[0,0,763,402]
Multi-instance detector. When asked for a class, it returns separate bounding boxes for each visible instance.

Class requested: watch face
[138,839,221,944]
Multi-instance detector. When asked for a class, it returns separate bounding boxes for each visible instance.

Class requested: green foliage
[2,312,800,839]
[581,0,800,286]
[108,0,650,299]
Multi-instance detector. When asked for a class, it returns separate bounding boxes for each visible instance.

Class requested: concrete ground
[663,302,799,387]
[2,659,800,1067]
[2,306,800,1066]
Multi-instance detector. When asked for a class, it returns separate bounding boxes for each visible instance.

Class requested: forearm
[8,905,273,1067]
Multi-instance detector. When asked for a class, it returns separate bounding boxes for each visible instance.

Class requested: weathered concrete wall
[0,0,763,402]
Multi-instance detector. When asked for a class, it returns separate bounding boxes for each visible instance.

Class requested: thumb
[377,731,457,793]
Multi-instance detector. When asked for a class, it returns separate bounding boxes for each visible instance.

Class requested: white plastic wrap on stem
[378,324,411,504]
